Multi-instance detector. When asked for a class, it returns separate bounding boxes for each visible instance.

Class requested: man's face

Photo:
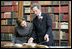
[20,21,27,28]
[32,6,41,16]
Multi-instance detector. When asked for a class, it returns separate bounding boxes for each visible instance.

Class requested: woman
[12,18,33,44]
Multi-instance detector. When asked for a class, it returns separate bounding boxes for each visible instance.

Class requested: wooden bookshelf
[68,1,71,46]
[1,1,71,47]
[1,1,19,45]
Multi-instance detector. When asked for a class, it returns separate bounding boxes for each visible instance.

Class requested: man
[28,3,53,46]
[12,18,33,44]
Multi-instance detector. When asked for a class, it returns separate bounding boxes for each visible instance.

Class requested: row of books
[52,22,68,29]
[60,1,69,5]
[32,1,68,5]
[60,14,69,21]
[60,31,69,40]
[24,14,35,21]
[53,41,69,46]
[23,7,33,13]
[41,6,68,13]
[24,14,68,22]
[1,26,15,33]
[52,30,69,40]
[50,14,69,21]
[23,1,30,6]
[1,1,68,6]
[1,12,18,18]
[1,5,18,12]
[60,22,68,29]
[23,7,30,13]
[23,1,68,6]
[1,19,16,25]
[61,41,69,46]
[23,6,68,13]
[1,1,18,6]
[1,33,13,40]
[53,41,59,46]
[52,30,59,40]
[52,22,59,29]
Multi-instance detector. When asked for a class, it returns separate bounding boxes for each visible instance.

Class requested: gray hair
[31,3,41,10]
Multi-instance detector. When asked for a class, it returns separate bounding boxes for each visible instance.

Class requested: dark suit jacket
[32,13,53,46]
[12,22,33,44]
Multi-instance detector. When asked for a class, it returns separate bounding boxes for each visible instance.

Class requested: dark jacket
[12,22,33,44]
[32,13,53,46]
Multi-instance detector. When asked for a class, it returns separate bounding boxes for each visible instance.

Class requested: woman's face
[20,21,27,28]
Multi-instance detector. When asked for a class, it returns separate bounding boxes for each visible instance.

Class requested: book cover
[1,13,4,18]
[63,14,68,21]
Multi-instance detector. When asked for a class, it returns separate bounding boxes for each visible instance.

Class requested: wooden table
[1,43,49,48]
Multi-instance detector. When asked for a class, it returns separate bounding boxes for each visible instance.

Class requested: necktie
[38,15,40,21]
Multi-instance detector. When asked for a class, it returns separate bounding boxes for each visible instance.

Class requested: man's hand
[28,37,34,43]
[44,34,49,42]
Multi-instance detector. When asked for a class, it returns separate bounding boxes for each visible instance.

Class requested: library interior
[1,1,71,48]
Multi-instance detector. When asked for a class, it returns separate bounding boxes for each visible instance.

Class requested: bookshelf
[1,1,71,47]
[23,1,71,46]
[1,1,19,45]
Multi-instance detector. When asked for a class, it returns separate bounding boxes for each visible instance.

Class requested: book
[42,7,45,13]
[52,22,59,29]
[63,14,68,21]
[50,14,54,21]
[54,14,59,21]
[12,19,16,25]
[51,7,54,13]
[23,1,30,6]
[12,5,18,12]
[48,7,52,13]
[24,15,30,21]
[1,13,4,18]
[1,1,4,6]
[12,1,18,5]
[27,15,30,21]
